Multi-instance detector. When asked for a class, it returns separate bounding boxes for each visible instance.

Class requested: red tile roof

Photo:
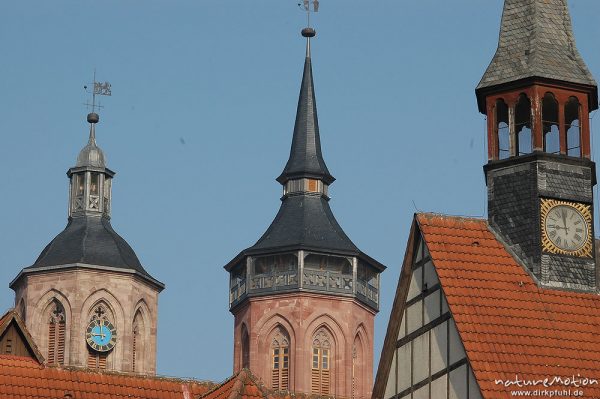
[0,354,212,399]
[417,213,600,398]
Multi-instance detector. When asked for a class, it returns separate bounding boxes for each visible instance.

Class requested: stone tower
[224,28,385,398]
[10,112,164,373]
[477,0,599,291]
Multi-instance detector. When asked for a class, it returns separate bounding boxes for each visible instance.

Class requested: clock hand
[561,210,568,235]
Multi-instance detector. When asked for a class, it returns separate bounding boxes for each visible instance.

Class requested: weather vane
[84,70,111,114]
[299,0,319,28]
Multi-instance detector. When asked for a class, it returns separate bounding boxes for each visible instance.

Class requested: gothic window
[311,328,332,395]
[86,303,112,370]
[47,299,66,365]
[352,335,364,399]
[241,324,250,369]
[565,97,581,157]
[132,310,145,373]
[515,94,532,155]
[542,93,560,154]
[271,327,290,391]
[18,298,26,321]
[495,99,509,159]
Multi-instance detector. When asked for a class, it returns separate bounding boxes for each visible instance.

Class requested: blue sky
[1,0,599,382]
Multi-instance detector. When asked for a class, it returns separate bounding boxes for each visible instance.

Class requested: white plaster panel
[442,293,449,314]
[412,332,429,385]
[431,320,448,375]
[384,351,397,399]
[413,384,429,399]
[449,364,467,399]
[423,260,439,288]
[406,300,422,335]
[424,289,441,325]
[469,367,483,399]
[432,374,448,399]
[407,267,423,302]
[397,343,411,393]
[448,319,466,364]
[398,312,406,339]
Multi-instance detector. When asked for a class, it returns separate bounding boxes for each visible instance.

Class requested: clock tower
[10,112,164,373]
[477,0,598,291]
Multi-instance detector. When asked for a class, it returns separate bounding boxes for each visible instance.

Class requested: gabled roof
[375,213,600,398]
[477,0,596,91]
[0,309,44,364]
[12,216,164,290]
[0,354,212,399]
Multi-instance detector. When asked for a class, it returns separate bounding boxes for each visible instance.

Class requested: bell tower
[477,0,598,291]
[11,109,164,374]
[224,16,385,399]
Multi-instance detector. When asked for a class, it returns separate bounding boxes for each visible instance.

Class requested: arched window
[352,334,364,399]
[311,328,332,395]
[132,310,145,373]
[496,99,510,159]
[241,324,250,369]
[271,327,290,391]
[565,97,581,157]
[542,93,560,153]
[18,298,26,321]
[515,94,532,155]
[86,303,113,370]
[47,299,66,365]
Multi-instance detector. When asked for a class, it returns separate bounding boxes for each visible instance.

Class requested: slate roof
[415,213,600,397]
[0,354,212,399]
[276,54,334,185]
[12,216,163,289]
[226,42,384,272]
[477,0,596,91]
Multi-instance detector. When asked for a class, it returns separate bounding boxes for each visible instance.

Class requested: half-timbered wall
[384,236,482,399]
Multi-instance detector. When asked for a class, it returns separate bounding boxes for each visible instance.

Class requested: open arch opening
[542,92,560,154]
[515,94,532,155]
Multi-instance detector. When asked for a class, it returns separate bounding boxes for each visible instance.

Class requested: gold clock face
[541,199,593,257]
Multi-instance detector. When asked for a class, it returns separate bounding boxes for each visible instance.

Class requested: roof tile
[417,213,600,397]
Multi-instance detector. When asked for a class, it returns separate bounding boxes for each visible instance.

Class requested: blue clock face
[86,319,117,352]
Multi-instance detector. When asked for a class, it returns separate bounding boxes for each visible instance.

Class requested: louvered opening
[311,369,320,393]
[87,349,108,370]
[57,322,65,365]
[321,369,330,394]
[281,368,289,391]
[272,369,280,390]
[132,330,137,372]
[48,323,56,364]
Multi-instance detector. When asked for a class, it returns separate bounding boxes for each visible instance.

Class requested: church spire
[276,27,334,187]
[476,0,597,113]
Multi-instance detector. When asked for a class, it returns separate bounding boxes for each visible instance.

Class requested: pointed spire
[277,28,334,185]
[477,0,597,109]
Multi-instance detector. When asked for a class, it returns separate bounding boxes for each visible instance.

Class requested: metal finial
[83,69,112,119]
[299,1,319,57]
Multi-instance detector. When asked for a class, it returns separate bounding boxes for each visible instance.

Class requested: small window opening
[542,93,560,154]
[515,94,532,155]
[565,97,581,157]
[496,99,509,159]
